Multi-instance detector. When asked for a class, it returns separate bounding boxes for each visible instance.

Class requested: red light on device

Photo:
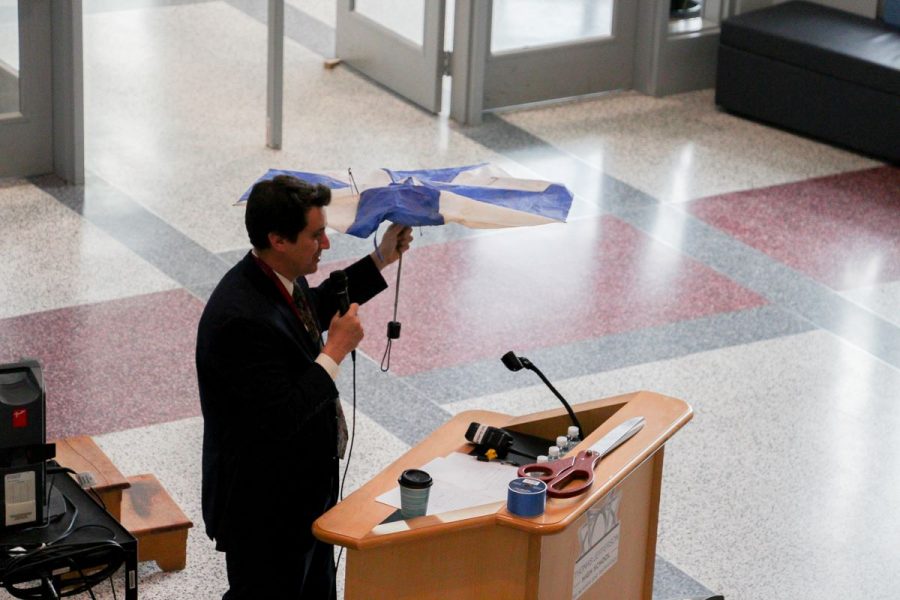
[12,408,27,428]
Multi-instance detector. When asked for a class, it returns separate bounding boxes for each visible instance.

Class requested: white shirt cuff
[315,353,340,381]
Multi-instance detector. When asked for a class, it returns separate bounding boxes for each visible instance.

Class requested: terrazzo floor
[1,1,898,599]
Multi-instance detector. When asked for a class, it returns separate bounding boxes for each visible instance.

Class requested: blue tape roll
[507,477,547,517]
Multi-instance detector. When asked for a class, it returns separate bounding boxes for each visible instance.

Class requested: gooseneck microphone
[501,351,583,439]
[329,270,355,362]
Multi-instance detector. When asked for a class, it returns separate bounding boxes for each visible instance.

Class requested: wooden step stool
[53,435,130,521]
[53,436,193,572]
[120,474,193,572]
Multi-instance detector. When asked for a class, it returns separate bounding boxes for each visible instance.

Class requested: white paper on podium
[376,452,519,515]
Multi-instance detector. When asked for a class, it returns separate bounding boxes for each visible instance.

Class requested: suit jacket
[196,252,387,550]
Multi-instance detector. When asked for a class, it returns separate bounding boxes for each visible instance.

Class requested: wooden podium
[314,391,692,599]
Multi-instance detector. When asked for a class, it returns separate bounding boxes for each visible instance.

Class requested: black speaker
[0,359,54,531]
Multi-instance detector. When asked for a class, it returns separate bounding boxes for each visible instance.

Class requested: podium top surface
[314,390,691,550]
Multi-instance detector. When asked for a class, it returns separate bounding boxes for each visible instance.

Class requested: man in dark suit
[196,175,412,599]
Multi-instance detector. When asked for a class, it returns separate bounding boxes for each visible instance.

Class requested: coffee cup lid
[398,469,433,489]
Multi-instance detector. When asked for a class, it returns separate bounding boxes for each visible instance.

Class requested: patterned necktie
[291,282,349,459]
[291,283,320,347]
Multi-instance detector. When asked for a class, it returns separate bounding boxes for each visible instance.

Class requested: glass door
[335,0,446,113]
[0,0,19,114]
[482,0,638,109]
[0,0,53,178]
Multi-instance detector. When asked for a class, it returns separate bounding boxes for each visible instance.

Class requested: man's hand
[371,223,413,270]
[322,303,363,364]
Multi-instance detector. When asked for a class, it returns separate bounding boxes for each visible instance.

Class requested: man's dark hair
[245,175,332,249]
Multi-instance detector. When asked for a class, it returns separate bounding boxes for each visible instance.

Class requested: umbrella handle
[392,253,402,321]
[381,253,403,372]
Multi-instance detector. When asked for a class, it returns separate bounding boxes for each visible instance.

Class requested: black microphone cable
[1,540,125,599]
[1,494,126,600]
[329,268,359,573]
[339,351,357,503]
[47,465,108,513]
[328,269,357,504]
[335,351,356,572]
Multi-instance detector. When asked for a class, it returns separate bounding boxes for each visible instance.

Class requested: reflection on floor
[1,1,898,599]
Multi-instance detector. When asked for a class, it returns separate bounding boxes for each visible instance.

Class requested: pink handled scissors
[517,416,645,499]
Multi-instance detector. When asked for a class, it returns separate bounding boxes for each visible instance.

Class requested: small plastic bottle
[567,425,582,451]
[536,455,549,463]
[548,446,560,462]
[556,435,569,457]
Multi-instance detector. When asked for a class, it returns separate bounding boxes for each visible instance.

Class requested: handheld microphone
[465,422,514,457]
[501,351,583,439]
[330,270,350,315]
[329,270,355,361]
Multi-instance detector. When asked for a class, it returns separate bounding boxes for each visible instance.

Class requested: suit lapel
[269,297,315,354]
[241,253,320,360]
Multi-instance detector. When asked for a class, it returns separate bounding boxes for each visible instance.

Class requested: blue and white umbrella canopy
[237,163,573,238]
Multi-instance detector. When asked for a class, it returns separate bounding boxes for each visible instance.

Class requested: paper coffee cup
[398,469,433,519]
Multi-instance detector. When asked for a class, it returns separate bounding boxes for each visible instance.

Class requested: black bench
[715,1,900,163]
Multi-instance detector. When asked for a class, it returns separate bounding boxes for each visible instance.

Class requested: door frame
[335,0,446,114]
[451,0,639,125]
[0,0,82,182]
